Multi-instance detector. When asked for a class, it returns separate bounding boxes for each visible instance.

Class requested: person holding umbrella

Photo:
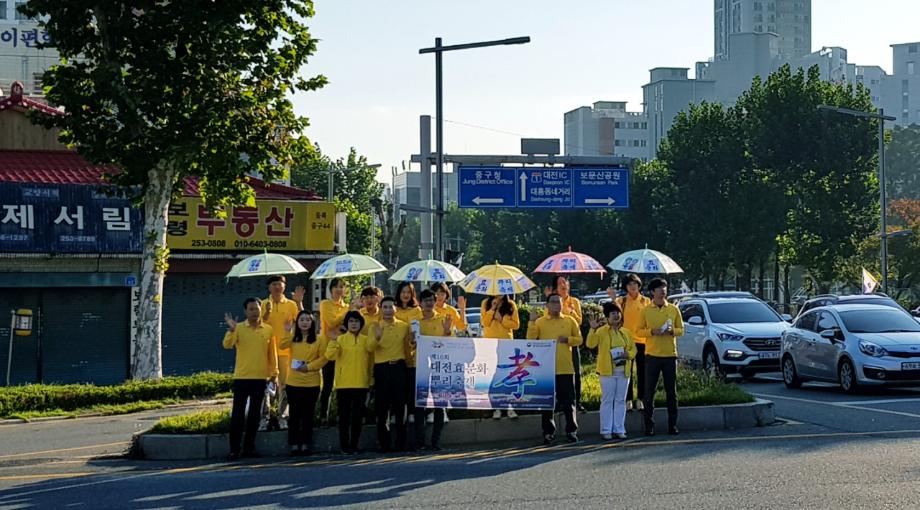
[394,281,423,323]
[546,275,585,412]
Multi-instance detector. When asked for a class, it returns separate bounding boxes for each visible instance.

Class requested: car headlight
[858,340,889,357]
[717,332,744,342]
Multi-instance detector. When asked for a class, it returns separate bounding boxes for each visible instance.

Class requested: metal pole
[435,37,444,261]
[420,115,433,259]
[327,168,334,203]
[6,312,13,386]
[880,108,888,294]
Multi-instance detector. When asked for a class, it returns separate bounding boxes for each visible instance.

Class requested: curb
[0,398,233,427]
[138,399,774,460]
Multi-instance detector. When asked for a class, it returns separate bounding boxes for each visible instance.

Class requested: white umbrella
[226,253,308,278]
[390,259,466,283]
[607,247,684,274]
[309,253,387,279]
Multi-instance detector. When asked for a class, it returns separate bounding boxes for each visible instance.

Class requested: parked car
[796,293,907,318]
[781,303,920,393]
[676,292,793,378]
[465,310,482,337]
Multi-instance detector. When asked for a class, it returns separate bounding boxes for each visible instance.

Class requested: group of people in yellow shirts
[221,271,683,458]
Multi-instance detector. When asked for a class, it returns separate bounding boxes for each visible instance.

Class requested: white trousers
[600,373,630,434]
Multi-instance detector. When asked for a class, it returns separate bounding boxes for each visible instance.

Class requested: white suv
[675,293,792,378]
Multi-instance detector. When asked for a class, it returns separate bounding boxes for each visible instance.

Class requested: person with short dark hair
[411,289,453,450]
[611,273,651,411]
[368,296,412,452]
[325,310,374,454]
[222,298,279,460]
[587,302,636,440]
[527,293,583,445]
[279,310,327,455]
[548,276,585,412]
[431,282,467,333]
[637,278,684,436]
[318,277,360,427]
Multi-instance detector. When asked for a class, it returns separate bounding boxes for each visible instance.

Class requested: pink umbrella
[533,247,607,275]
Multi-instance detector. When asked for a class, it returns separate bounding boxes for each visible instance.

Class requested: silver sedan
[781,303,920,393]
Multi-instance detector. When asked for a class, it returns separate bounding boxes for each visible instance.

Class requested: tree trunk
[131,165,177,381]
[773,250,780,304]
[757,257,765,299]
[783,264,791,314]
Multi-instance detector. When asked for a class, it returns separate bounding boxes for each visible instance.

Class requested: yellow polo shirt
[481,299,520,339]
[526,315,583,375]
[637,302,685,358]
[223,321,279,380]
[262,296,300,357]
[435,303,467,331]
[561,295,583,325]
[395,306,423,324]
[410,313,454,368]
[324,332,375,389]
[368,318,410,364]
[319,299,349,338]
[279,335,329,388]
[617,294,651,344]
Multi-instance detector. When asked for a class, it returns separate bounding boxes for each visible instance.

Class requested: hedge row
[0,372,232,417]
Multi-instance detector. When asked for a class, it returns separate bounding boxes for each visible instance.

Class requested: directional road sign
[458,165,628,209]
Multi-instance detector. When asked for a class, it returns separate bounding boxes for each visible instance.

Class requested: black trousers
[286,385,320,448]
[230,379,265,454]
[374,361,408,450]
[571,346,582,406]
[626,343,647,400]
[643,355,678,429]
[414,407,445,448]
[336,388,367,452]
[542,374,578,436]
[319,361,335,422]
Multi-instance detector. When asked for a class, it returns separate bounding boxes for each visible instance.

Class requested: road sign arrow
[473,197,504,205]
[519,172,528,202]
[584,197,615,205]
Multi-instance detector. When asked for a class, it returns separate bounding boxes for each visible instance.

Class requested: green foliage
[150,410,231,435]
[11,400,173,421]
[0,372,231,417]
[887,125,920,200]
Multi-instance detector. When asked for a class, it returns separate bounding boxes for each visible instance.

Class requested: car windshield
[708,301,782,324]
[840,309,920,333]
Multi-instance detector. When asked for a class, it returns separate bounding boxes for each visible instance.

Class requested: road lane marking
[0,442,129,461]
[845,397,920,405]
[754,392,920,419]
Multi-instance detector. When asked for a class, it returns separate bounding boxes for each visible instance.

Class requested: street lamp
[419,36,531,261]
[818,105,897,293]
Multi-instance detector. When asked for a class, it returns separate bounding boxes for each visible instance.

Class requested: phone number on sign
[191,239,226,248]
[234,240,288,249]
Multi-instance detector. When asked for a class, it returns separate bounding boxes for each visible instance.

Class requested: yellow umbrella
[458,263,536,296]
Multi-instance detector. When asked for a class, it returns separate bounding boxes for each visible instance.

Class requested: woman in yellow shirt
[318,277,358,427]
[431,282,467,333]
[587,302,637,440]
[480,295,520,339]
[394,281,423,323]
[279,310,328,456]
[325,310,374,454]
[612,273,651,411]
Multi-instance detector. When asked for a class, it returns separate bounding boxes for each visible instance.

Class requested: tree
[738,65,879,292]
[290,146,383,255]
[886,125,920,200]
[24,1,327,380]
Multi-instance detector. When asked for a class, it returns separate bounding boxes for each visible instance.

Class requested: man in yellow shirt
[222,297,279,460]
[637,278,684,436]
[369,296,411,452]
[260,275,304,431]
[527,293,583,445]
[411,289,452,451]
[612,273,651,411]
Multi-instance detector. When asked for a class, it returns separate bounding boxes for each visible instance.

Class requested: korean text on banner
[415,336,556,411]
[166,198,335,251]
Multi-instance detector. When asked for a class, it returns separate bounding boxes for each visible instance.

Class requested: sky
[294,0,920,184]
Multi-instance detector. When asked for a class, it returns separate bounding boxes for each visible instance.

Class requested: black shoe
[241,451,261,459]
[566,433,579,443]
[226,452,241,461]
[577,404,588,413]
[543,434,555,445]
[644,428,656,437]
[668,427,680,436]
[429,444,443,452]
[290,448,302,457]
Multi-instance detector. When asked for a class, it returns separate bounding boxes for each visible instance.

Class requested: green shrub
[150,409,231,435]
[0,372,232,417]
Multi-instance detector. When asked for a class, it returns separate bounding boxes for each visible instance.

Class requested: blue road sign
[516,168,572,208]
[458,166,517,208]
[572,167,629,209]
[458,165,628,209]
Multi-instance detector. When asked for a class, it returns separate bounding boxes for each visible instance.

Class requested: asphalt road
[2,376,920,509]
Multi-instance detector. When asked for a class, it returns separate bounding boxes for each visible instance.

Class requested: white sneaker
[426,412,434,424]
[602,434,613,440]
[408,414,415,424]
[507,409,519,419]
[389,415,396,425]
[492,410,502,420]
[615,433,627,439]
[278,417,288,430]
[443,411,449,423]
[626,400,633,411]
[258,419,269,432]
[636,400,645,411]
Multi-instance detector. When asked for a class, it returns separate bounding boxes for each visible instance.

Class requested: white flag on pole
[862,268,879,294]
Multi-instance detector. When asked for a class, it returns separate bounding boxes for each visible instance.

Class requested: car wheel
[838,358,859,394]
[702,347,724,379]
[782,355,802,389]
